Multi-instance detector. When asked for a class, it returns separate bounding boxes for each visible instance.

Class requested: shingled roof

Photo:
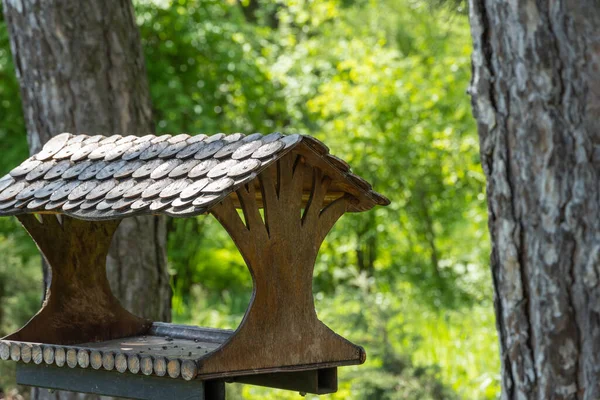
[0,132,388,221]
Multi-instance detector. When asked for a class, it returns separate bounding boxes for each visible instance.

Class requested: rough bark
[1,0,171,398]
[469,1,600,399]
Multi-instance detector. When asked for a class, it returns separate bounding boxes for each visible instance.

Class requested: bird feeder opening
[0,132,389,395]
[168,216,254,332]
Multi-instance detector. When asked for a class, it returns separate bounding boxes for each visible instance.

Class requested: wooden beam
[16,363,212,400]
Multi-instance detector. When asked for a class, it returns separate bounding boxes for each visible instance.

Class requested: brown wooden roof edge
[0,132,390,221]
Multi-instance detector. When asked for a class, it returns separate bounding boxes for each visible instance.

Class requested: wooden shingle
[0,132,389,220]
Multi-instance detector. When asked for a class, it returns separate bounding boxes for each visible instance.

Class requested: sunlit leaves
[263,0,489,305]
[137,0,287,135]
[0,0,499,397]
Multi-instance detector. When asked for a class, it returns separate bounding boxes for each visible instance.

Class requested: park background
[0,0,499,398]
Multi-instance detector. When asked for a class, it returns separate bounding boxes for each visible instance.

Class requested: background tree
[469,0,600,398]
[1,0,171,399]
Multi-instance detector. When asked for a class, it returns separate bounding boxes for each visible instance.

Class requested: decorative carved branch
[205,153,363,376]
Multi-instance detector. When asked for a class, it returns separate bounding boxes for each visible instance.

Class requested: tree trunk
[1,0,171,399]
[469,1,600,399]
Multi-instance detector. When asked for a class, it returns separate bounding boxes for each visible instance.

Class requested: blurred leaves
[0,0,498,399]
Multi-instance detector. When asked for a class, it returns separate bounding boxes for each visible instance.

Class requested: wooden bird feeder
[0,132,388,399]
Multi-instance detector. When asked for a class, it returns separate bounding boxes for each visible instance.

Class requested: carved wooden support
[4,215,150,345]
[205,154,364,376]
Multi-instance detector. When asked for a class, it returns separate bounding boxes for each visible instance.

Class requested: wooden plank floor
[78,335,220,359]
[0,331,229,380]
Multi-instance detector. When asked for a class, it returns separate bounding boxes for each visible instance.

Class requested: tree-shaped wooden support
[206,155,364,376]
[5,215,150,345]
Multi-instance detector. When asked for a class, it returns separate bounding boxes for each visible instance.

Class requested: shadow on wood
[4,215,150,345]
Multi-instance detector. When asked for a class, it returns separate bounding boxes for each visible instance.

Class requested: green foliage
[0,218,42,392]
[289,0,484,306]
[0,8,38,392]
[0,0,500,399]
[167,217,252,323]
[137,0,287,134]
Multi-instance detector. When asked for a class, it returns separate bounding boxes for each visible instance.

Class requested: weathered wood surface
[10,342,21,362]
[1,322,347,383]
[149,322,233,343]
[0,146,384,387]
[102,352,115,371]
[78,334,219,358]
[153,356,167,377]
[167,359,181,379]
[140,356,153,376]
[1,1,171,398]
[0,133,388,220]
[5,215,150,344]
[205,157,365,377]
[115,353,128,373]
[21,344,32,363]
[469,0,600,399]
[127,354,140,374]
[0,332,221,381]
[90,351,102,370]
[32,345,43,365]
[181,360,198,381]
[77,350,90,369]
[66,349,78,369]
[54,347,65,367]
[42,347,54,365]
[0,157,371,380]
[1,1,171,314]
[0,341,9,360]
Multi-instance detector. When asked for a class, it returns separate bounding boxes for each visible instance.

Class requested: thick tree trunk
[469,1,600,399]
[1,0,171,399]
